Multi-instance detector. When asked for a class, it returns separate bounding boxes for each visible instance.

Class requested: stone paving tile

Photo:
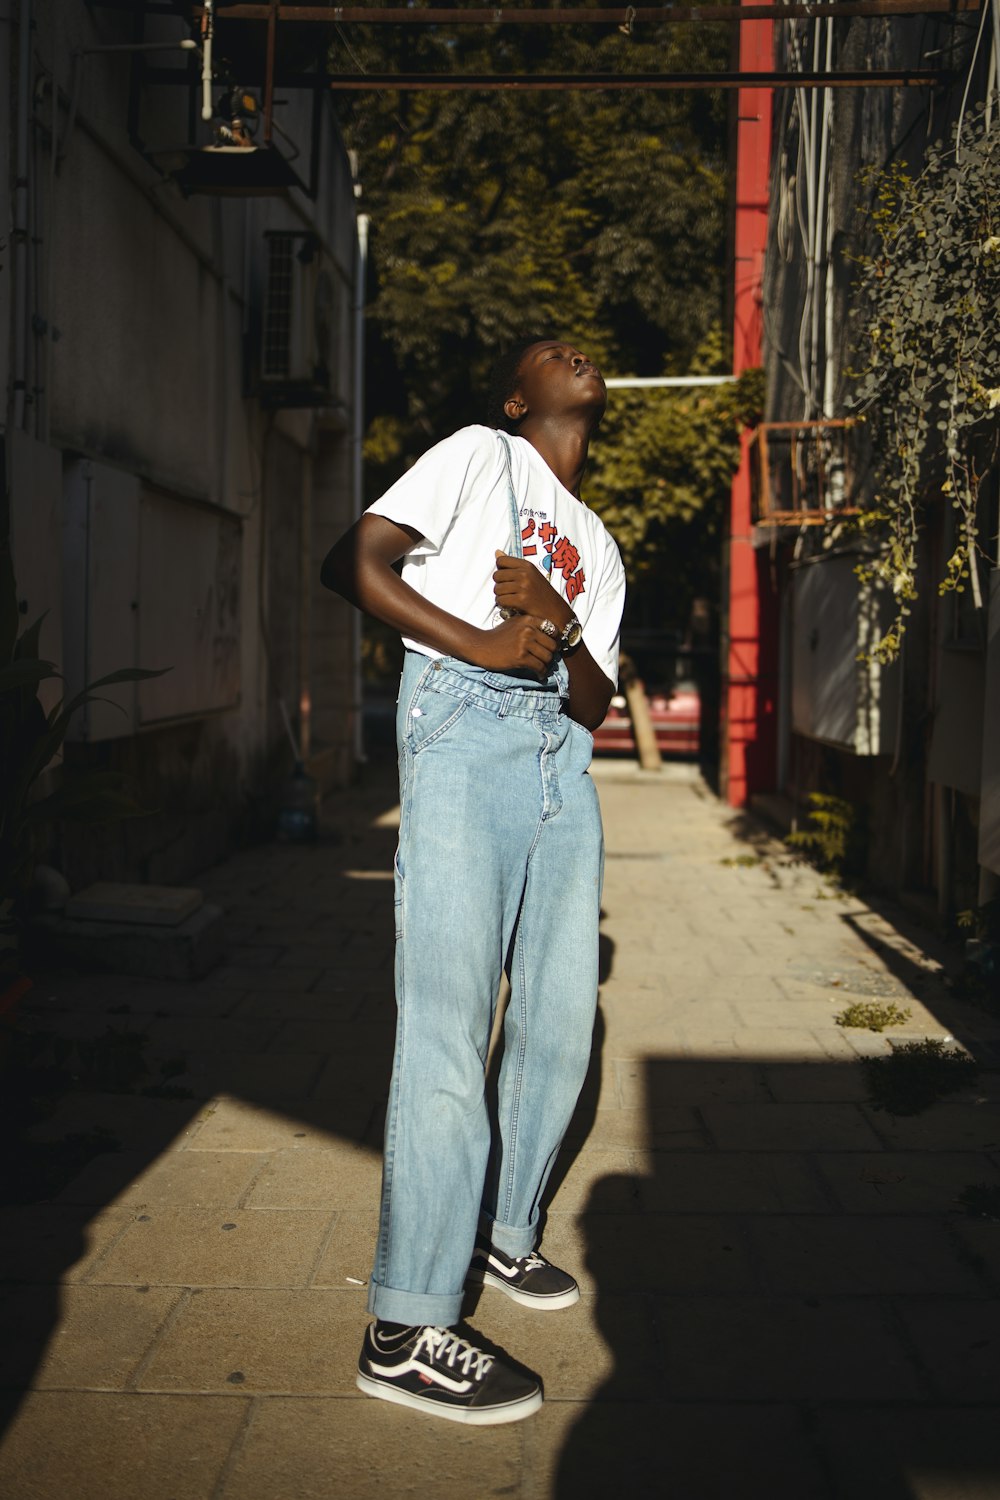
[174,1052,326,1103]
[55,1148,265,1210]
[229,989,362,1023]
[700,1100,885,1151]
[543,1149,639,1213]
[0,1391,248,1500]
[539,1211,757,1295]
[140,1016,282,1054]
[724,996,848,1029]
[310,1209,380,1288]
[243,1145,382,1211]
[815,1151,1000,1215]
[184,1097,371,1152]
[601,1003,741,1053]
[0,1205,133,1284]
[728,1025,861,1060]
[635,1151,833,1214]
[270,1017,396,1055]
[651,1294,923,1401]
[1,1284,182,1390]
[522,1399,829,1500]
[950,1221,1000,1287]
[614,1056,772,1106]
[814,1405,1000,1500]
[465,1291,657,1401]
[89,1206,334,1288]
[746,1215,989,1296]
[208,965,326,992]
[762,1061,872,1102]
[224,944,284,967]
[219,1395,524,1500]
[312,962,393,992]
[24,1093,200,1149]
[893,1297,1000,1400]
[561,1103,710,1151]
[137,1286,364,1394]
[860,1101,1000,1153]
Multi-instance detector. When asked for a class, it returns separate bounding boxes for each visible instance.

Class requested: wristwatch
[559,614,583,652]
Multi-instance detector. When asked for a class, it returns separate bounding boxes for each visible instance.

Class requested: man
[321,338,625,1424]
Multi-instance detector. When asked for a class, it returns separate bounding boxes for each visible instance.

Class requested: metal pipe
[327,69,944,89]
[263,0,277,143]
[352,210,368,767]
[604,375,736,387]
[12,0,32,431]
[191,2,983,22]
[202,0,215,121]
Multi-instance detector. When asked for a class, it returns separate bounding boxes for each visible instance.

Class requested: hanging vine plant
[845,102,1000,662]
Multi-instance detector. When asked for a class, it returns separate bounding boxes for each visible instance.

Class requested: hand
[472,615,560,674]
[493,552,572,628]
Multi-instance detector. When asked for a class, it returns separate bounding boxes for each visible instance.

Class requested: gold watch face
[563,618,583,649]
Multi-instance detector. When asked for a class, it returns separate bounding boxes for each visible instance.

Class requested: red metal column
[723,6,776,807]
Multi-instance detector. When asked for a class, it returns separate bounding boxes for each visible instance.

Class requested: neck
[518,416,593,498]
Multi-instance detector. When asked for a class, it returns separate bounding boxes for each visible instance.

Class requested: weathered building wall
[3,0,362,887]
[760,14,997,917]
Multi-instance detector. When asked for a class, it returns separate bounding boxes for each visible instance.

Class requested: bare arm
[320,514,560,677]
[492,553,615,731]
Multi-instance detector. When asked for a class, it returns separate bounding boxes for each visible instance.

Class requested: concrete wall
[3,0,362,886]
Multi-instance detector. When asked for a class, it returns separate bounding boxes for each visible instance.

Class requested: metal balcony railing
[750,420,861,526]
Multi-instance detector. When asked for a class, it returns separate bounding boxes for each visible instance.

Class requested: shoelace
[415,1326,494,1381]
[514,1250,547,1273]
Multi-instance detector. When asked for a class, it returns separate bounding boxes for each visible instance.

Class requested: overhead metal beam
[193,1,980,21]
[327,69,944,88]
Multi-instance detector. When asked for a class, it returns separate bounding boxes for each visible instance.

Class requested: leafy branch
[844,105,1000,662]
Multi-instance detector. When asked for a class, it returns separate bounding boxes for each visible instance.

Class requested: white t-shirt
[366,425,626,686]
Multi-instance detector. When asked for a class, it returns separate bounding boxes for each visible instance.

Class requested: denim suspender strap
[497,432,523,562]
[496,434,571,700]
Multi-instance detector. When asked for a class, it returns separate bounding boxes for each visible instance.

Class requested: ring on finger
[539,619,559,639]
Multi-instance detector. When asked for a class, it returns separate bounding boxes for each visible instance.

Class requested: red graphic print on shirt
[519,510,586,602]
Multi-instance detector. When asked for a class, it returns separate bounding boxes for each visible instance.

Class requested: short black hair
[485,336,553,432]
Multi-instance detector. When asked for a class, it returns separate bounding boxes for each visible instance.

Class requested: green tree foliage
[330,5,752,617]
[586,340,763,601]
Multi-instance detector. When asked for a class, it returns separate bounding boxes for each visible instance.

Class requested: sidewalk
[2,757,1000,1500]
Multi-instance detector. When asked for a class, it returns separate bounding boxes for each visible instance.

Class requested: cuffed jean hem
[480,1213,537,1261]
[367,1279,465,1329]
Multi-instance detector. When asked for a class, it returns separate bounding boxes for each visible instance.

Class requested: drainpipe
[12,0,32,432]
[351,210,369,766]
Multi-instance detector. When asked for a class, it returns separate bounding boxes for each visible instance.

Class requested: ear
[504,395,526,422]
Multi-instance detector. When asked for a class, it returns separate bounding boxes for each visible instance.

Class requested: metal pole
[604,375,737,388]
[327,69,943,89]
[190,2,982,23]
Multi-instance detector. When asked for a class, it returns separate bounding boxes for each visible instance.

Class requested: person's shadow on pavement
[553,1052,1000,1500]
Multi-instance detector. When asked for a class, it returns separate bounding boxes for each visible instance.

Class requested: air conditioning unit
[259,230,341,408]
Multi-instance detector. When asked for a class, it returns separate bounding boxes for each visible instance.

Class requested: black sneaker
[356,1323,542,1425]
[468,1236,580,1309]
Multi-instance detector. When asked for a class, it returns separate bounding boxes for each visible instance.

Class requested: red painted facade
[723,8,776,806]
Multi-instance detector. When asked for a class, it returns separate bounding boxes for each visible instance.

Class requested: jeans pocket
[406,684,470,755]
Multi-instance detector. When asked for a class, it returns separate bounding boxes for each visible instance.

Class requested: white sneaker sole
[470,1267,581,1310]
[356,1372,542,1425]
